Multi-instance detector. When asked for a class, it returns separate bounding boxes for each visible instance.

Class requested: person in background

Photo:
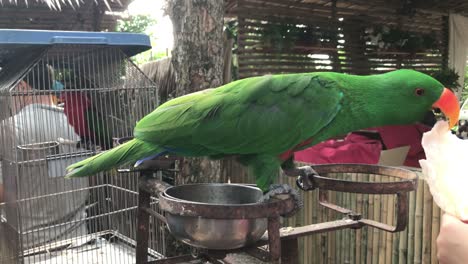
[0,63,89,250]
[437,214,468,264]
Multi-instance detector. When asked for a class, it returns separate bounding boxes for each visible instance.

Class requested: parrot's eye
[414,88,425,96]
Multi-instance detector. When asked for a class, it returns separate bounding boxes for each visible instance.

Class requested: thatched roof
[2,0,120,11]
[0,0,131,31]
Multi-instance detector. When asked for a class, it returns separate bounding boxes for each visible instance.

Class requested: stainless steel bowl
[162,184,267,250]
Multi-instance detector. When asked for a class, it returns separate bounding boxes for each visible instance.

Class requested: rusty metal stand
[135,163,418,264]
[135,172,152,264]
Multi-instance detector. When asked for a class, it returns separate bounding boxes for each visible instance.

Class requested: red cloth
[369,124,430,167]
[294,124,430,168]
[294,133,382,164]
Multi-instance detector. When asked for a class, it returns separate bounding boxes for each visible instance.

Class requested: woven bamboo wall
[230,0,448,79]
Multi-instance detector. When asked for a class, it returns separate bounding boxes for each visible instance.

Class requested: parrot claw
[283,165,319,191]
[259,184,303,217]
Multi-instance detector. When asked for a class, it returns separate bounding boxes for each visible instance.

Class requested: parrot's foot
[283,165,319,178]
[259,184,303,217]
[282,166,319,191]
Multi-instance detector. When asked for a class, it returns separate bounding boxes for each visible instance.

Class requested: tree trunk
[166,0,225,185]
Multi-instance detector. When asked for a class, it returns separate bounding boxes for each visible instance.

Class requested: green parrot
[66,69,460,192]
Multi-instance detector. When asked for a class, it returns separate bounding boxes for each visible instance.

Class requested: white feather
[419,121,468,220]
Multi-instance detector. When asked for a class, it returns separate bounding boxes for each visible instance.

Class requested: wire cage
[0,30,165,264]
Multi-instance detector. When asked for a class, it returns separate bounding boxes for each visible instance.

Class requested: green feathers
[67,70,445,191]
[66,138,163,177]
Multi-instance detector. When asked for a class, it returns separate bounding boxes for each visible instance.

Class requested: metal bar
[318,189,353,214]
[268,216,281,261]
[136,188,151,264]
[145,255,196,264]
[141,207,167,224]
[278,219,362,240]
[357,191,411,233]
[394,192,409,232]
[311,175,417,194]
[293,164,418,194]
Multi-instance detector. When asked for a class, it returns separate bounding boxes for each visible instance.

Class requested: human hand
[437,213,468,264]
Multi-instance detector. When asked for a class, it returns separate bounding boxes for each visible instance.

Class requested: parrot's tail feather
[66,138,163,177]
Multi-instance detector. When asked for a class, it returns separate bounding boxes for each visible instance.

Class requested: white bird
[419,121,468,220]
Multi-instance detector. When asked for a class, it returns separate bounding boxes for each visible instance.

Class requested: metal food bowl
[160,184,268,250]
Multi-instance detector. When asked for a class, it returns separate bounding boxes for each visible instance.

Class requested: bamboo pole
[413,179,425,264]
[392,233,400,264]
[299,177,308,264]
[337,176,343,263]
[353,173,361,264]
[361,173,369,264]
[431,202,441,264]
[320,190,328,263]
[422,183,433,264]
[372,174,381,264]
[391,191,400,264]
[321,190,330,264]
[367,174,375,264]
[311,191,316,264]
[386,180,396,263]
[407,180,417,264]
[340,172,347,263]
[379,177,388,264]
[398,209,409,264]
[343,173,351,264]
[328,188,336,264]
[350,173,356,264]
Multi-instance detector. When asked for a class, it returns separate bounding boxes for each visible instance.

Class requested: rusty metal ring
[299,163,418,194]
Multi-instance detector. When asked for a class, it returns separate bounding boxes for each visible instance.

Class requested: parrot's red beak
[432,88,460,129]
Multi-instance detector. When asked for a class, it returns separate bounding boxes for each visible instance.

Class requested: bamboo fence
[229,0,448,79]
